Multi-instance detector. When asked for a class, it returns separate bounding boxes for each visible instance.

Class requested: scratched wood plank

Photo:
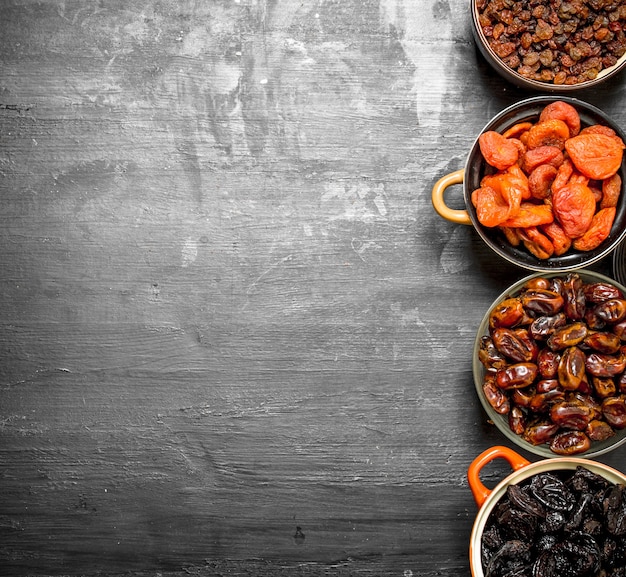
[1,1,626,576]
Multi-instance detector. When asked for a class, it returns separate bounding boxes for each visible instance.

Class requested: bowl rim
[470,0,626,92]
[468,454,626,577]
[473,269,626,459]
[463,95,626,272]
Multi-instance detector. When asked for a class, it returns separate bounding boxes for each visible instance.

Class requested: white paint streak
[181,237,198,267]
[379,0,453,130]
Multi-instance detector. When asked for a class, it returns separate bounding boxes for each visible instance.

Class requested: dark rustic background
[1,1,625,576]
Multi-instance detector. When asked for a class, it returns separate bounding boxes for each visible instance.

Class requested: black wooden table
[1,1,625,576]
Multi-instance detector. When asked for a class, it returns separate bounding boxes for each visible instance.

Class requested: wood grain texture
[1,1,626,575]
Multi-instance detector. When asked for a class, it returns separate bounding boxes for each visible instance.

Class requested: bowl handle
[467,446,531,508]
[431,168,472,225]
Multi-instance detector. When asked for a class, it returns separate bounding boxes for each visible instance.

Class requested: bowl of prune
[474,270,626,458]
[471,0,626,92]
[467,445,626,577]
[431,96,626,272]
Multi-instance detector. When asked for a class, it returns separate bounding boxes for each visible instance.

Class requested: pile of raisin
[482,466,626,577]
[476,0,626,85]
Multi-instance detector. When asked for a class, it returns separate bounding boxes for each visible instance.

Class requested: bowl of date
[467,445,626,577]
[432,96,626,272]
[474,270,626,459]
[471,0,626,93]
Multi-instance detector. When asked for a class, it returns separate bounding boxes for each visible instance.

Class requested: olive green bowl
[474,270,626,458]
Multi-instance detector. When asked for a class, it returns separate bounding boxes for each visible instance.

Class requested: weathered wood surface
[1,1,625,576]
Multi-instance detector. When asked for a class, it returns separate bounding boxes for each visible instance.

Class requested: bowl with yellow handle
[432,96,626,272]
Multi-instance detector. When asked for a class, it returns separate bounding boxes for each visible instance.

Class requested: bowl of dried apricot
[432,96,626,272]
[471,0,626,91]
[474,270,626,459]
[467,445,626,577]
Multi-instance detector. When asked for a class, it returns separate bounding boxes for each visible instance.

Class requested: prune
[479,273,626,455]
[481,468,626,577]
[507,484,546,518]
[530,474,574,512]
[604,484,626,536]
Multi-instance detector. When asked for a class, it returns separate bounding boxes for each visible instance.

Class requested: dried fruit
[478,273,626,455]
[472,101,623,260]
[481,467,626,577]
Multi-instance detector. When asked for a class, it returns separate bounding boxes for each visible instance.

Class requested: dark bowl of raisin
[474,270,626,459]
[432,96,626,272]
[471,0,626,92]
[467,445,626,577]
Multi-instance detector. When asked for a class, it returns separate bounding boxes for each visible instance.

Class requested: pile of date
[479,272,626,455]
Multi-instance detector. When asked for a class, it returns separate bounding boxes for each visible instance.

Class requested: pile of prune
[479,273,626,455]
[482,467,626,577]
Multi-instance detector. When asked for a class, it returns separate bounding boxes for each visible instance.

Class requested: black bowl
[433,96,626,272]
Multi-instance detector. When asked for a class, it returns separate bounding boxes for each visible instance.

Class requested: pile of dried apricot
[472,100,625,259]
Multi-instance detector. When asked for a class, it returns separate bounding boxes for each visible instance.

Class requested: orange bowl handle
[431,168,472,225]
[467,446,531,508]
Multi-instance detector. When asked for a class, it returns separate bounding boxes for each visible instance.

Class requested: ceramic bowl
[470,0,626,92]
[467,445,626,577]
[432,96,626,272]
[474,270,626,459]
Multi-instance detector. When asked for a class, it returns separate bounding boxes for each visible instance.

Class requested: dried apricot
[528,164,557,200]
[472,186,513,228]
[541,222,572,256]
[480,171,524,216]
[580,124,626,149]
[501,203,554,228]
[501,226,521,247]
[526,118,570,150]
[539,101,581,136]
[552,158,574,193]
[552,182,596,238]
[519,227,554,259]
[502,121,533,140]
[565,133,624,180]
[479,130,519,170]
[472,101,623,260]
[572,207,616,251]
[601,173,622,209]
[521,145,564,174]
